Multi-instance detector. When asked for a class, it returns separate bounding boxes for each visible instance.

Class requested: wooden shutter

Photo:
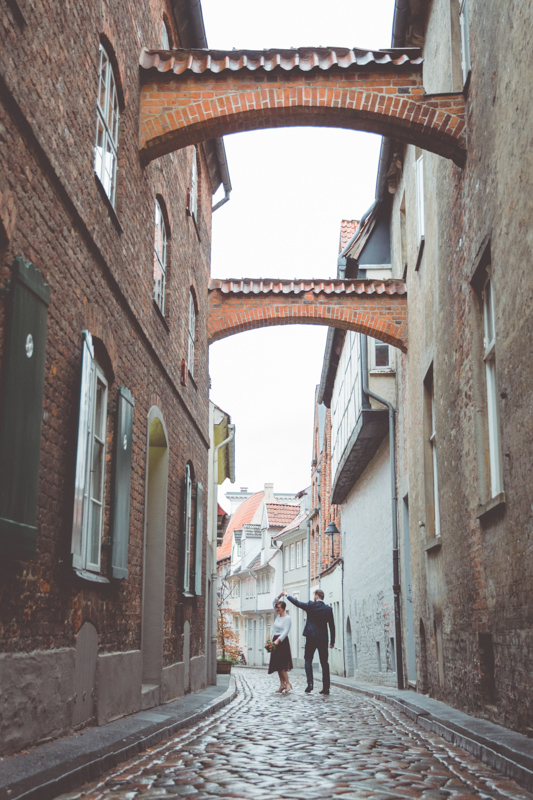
[111,386,135,579]
[0,258,50,559]
[194,481,204,595]
[71,330,94,569]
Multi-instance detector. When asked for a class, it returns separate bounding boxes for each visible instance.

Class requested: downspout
[212,425,235,675]
[361,336,404,689]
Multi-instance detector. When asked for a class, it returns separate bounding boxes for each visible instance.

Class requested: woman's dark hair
[275,600,286,610]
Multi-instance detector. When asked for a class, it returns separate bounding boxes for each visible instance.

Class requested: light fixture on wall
[324,520,340,559]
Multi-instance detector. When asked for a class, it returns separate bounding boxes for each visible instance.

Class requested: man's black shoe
[304,685,313,693]
[319,689,329,695]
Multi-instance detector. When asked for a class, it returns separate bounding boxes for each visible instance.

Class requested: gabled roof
[217,491,264,561]
[266,503,300,528]
[275,510,309,538]
[247,553,261,570]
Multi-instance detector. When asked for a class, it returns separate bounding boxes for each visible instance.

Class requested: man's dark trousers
[304,637,330,691]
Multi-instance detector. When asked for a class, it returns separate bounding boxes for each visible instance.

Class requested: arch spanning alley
[208,279,408,352]
[139,46,466,166]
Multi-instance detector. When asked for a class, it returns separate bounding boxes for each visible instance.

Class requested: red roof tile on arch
[217,491,264,562]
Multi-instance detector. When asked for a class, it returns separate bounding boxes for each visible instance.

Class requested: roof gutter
[173,0,232,208]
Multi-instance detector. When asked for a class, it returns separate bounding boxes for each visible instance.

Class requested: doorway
[141,409,169,690]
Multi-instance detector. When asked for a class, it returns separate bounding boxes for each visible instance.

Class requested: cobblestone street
[56,669,532,800]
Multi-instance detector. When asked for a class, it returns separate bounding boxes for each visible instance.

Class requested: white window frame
[415,154,425,246]
[183,464,192,593]
[483,278,503,497]
[94,43,119,206]
[296,541,301,568]
[290,543,295,570]
[429,382,441,538]
[459,0,471,84]
[153,200,168,314]
[188,147,199,222]
[370,337,392,372]
[72,335,108,575]
[188,290,196,378]
[284,547,289,572]
[302,538,308,566]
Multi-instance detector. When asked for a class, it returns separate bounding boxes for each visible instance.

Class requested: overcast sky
[203,0,396,509]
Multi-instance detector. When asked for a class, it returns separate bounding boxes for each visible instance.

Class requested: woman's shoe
[285,683,292,693]
[275,687,284,693]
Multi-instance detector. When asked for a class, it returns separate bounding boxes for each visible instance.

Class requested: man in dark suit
[281,589,335,695]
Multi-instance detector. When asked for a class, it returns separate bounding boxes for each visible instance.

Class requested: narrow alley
[55,670,532,800]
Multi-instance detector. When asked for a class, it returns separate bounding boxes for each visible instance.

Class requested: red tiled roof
[339,220,359,253]
[217,491,264,561]
[266,503,300,528]
[140,47,423,76]
[217,503,227,516]
[275,510,309,538]
[209,278,406,296]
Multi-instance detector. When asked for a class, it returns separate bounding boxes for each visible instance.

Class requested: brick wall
[392,0,533,734]
[0,0,215,750]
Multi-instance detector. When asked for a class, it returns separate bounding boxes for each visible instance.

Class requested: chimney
[264,483,275,503]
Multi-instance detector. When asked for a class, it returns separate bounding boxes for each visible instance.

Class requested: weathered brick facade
[0,0,224,753]
[309,395,340,584]
[390,0,533,734]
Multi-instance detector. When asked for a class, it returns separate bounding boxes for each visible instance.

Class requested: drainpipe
[361,336,404,689]
[212,425,235,679]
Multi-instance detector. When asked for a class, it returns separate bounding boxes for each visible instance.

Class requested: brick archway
[208,279,408,352]
[139,47,466,166]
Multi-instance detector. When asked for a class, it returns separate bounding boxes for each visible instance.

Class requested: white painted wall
[341,437,397,686]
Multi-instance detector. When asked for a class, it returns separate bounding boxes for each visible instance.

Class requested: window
[290,543,295,570]
[302,538,308,566]
[415,153,425,248]
[188,290,196,378]
[161,19,170,49]
[94,43,119,206]
[187,147,199,222]
[459,0,471,83]
[370,338,391,371]
[71,331,108,575]
[153,200,168,314]
[482,278,503,497]
[296,541,301,568]
[235,615,239,633]
[183,464,193,593]
[284,547,289,572]
[423,367,441,538]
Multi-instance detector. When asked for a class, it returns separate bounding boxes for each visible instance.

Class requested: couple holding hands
[268,589,335,695]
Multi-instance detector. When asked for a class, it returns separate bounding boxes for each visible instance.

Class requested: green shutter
[0,259,50,560]
[71,330,94,569]
[111,386,134,579]
[194,481,204,595]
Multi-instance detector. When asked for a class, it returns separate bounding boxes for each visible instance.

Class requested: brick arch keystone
[208,279,408,352]
[139,47,466,166]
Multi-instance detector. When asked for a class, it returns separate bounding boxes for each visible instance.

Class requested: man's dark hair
[314,589,324,600]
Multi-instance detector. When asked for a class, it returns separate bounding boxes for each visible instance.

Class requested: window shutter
[71,330,94,569]
[183,464,192,592]
[194,481,204,595]
[111,386,135,579]
[0,259,50,560]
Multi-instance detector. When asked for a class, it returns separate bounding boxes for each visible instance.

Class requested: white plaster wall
[321,567,344,676]
[341,437,397,686]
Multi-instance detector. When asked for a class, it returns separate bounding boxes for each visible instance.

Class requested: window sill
[152,299,170,331]
[476,492,506,523]
[182,591,195,598]
[74,568,110,584]
[424,535,442,553]
[94,173,123,235]
[415,236,425,272]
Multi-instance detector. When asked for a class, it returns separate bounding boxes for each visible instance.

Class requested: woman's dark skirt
[268,637,293,674]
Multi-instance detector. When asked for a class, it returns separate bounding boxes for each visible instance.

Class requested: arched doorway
[141,408,169,700]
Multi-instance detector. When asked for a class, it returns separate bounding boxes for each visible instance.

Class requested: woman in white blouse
[268,595,293,692]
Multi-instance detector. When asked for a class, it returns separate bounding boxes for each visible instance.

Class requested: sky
[203,0,396,508]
